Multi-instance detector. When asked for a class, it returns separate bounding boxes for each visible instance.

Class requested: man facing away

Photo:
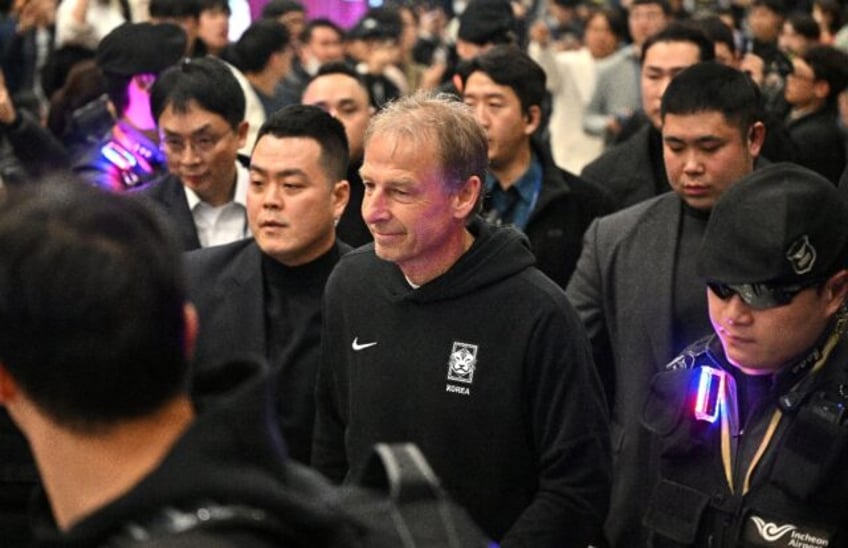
[139,56,251,251]
[566,62,766,547]
[185,105,350,464]
[0,180,352,546]
[643,163,848,546]
[313,91,611,547]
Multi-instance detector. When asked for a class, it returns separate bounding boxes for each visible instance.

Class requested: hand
[740,53,765,88]
[0,73,18,126]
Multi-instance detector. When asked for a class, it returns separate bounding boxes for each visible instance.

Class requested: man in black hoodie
[0,179,347,546]
[313,91,611,547]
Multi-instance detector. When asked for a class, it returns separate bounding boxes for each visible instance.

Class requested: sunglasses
[707,278,825,310]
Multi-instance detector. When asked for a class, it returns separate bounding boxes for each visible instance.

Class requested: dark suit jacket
[581,124,667,212]
[565,193,687,547]
[787,107,846,185]
[136,172,200,251]
[184,239,349,463]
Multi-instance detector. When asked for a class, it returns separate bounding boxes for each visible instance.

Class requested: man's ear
[825,270,848,316]
[524,105,542,136]
[813,79,830,103]
[183,303,199,363]
[747,121,766,158]
[452,175,482,220]
[0,363,19,406]
[332,179,350,222]
[235,120,249,149]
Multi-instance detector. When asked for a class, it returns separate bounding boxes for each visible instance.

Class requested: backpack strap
[354,443,470,548]
[357,443,442,504]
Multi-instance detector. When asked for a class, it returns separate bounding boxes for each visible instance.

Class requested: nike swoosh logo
[352,337,378,351]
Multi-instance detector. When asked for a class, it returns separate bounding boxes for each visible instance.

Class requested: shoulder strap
[356,443,442,504]
[117,0,133,22]
[104,501,290,547]
[353,443,480,548]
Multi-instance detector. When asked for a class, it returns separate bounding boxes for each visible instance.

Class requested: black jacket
[314,217,611,547]
[522,140,612,288]
[135,173,200,251]
[581,124,668,212]
[643,334,848,547]
[30,361,352,547]
[184,239,350,463]
[0,110,70,186]
[786,107,846,185]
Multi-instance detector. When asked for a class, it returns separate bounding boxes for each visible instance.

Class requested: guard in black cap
[642,162,848,547]
[71,22,187,191]
[346,7,404,107]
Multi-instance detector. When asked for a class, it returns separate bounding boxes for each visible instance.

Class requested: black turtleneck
[261,244,341,463]
[672,201,713,356]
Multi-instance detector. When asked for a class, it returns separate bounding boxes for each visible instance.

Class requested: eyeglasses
[707,278,825,310]
[161,130,231,157]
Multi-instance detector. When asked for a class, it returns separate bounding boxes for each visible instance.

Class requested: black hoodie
[314,217,612,547]
[30,360,351,547]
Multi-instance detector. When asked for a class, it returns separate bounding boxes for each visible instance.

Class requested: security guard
[642,163,848,547]
[72,22,187,191]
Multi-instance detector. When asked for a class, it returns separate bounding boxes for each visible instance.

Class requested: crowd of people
[2,0,848,546]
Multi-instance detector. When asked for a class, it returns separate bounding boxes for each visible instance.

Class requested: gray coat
[566,192,685,547]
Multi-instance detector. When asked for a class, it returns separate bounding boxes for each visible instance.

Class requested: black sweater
[313,217,611,546]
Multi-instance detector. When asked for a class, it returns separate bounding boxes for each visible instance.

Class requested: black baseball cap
[698,163,848,286]
[97,23,187,77]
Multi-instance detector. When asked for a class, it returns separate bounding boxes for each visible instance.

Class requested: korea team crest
[447,341,478,384]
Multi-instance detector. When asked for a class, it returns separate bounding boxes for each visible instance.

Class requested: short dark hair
[590,6,628,41]
[662,62,763,136]
[750,0,785,16]
[149,0,200,18]
[262,0,304,19]
[300,18,344,45]
[198,0,230,15]
[461,45,546,113]
[803,45,848,105]
[313,60,365,84]
[641,23,716,65]
[255,104,349,182]
[631,0,671,16]
[0,178,189,432]
[231,20,290,73]
[691,14,736,56]
[151,57,245,129]
[786,13,821,41]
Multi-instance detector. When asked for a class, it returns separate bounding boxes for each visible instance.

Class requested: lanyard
[719,330,841,495]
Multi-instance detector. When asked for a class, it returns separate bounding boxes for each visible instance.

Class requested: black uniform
[72,121,167,192]
[643,331,848,547]
[29,360,351,547]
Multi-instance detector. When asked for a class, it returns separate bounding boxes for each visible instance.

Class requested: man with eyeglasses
[642,162,848,546]
[783,45,848,185]
[139,56,251,251]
